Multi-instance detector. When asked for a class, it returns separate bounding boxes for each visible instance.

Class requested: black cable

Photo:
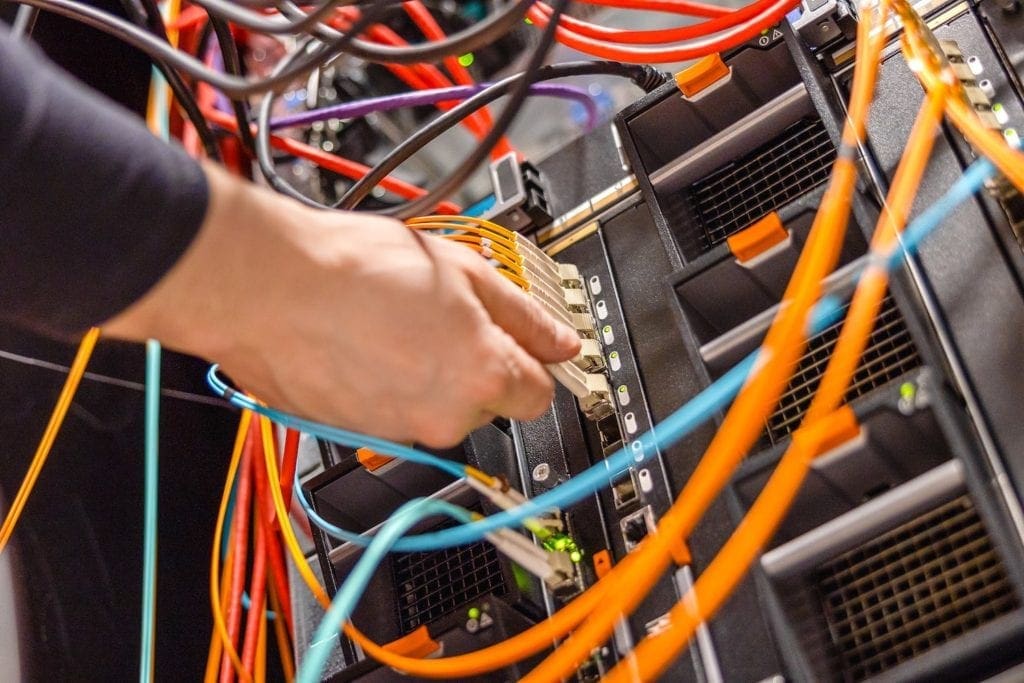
[188,0,368,36]
[253,41,325,206]
[380,0,572,218]
[121,0,222,159]
[9,0,398,98]
[335,60,669,214]
[251,0,391,205]
[207,15,256,154]
[12,4,40,36]
[339,0,535,65]
[274,0,536,65]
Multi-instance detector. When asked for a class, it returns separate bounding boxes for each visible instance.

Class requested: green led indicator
[458,53,475,68]
[899,382,916,402]
[994,103,1005,113]
[468,607,481,620]
[603,325,612,333]
[618,386,627,393]
[570,550,583,563]
[761,28,769,35]
[524,17,533,24]
[610,351,619,359]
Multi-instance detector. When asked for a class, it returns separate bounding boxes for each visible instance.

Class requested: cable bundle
[407,214,614,418]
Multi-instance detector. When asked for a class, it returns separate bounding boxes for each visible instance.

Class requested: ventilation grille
[392,539,506,633]
[688,117,835,251]
[814,495,1019,682]
[766,295,919,444]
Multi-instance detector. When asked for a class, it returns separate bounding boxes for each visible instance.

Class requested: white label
[617,385,631,407]
[608,351,622,372]
[589,275,602,296]
[595,300,609,320]
[638,468,654,493]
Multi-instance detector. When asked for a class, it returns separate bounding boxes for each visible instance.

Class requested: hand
[104,164,581,447]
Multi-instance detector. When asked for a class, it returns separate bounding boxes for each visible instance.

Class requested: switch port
[612,471,639,509]
[597,414,623,455]
[621,506,655,551]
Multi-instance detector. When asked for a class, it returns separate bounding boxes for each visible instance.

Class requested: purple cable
[269,83,602,133]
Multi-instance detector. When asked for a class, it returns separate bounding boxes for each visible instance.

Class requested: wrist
[103,163,322,361]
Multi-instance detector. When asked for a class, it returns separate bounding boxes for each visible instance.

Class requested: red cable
[278,429,301,515]
[401,2,514,159]
[577,0,733,18]
[251,433,295,632]
[219,421,256,683]
[534,0,786,44]
[363,24,497,148]
[526,0,798,63]
[241,476,268,675]
[202,107,462,214]
[258,512,295,628]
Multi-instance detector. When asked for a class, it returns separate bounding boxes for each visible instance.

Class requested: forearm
[0,26,207,337]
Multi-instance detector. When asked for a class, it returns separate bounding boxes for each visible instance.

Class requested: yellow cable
[210,412,254,683]
[268,583,295,682]
[0,327,100,554]
[258,416,331,607]
[255,610,268,683]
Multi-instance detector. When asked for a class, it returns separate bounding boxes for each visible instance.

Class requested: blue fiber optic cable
[204,371,465,480]
[140,340,160,683]
[209,151,1006,553]
[296,498,473,683]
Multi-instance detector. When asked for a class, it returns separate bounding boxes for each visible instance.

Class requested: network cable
[139,340,161,683]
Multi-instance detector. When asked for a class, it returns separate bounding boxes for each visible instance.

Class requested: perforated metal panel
[814,495,1019,682]
[392,540,506,633]
[688,117,835,251]
[766,295,920,444]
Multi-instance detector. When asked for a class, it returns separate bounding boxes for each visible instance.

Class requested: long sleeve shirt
[0,26,208,336]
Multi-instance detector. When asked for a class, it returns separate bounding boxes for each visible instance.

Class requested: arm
[0,28,579,445]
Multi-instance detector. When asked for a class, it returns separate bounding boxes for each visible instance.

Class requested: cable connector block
[792,0,858,51]
[562,287,590,312]
[573,338,606,373]
[572,311,599,339]
[558,263,584,288]
[485,529,576,596]
[547,362,614,420]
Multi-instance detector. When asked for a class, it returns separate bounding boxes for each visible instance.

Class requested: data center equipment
[293,3,1024,681]
[3,0,1024,681]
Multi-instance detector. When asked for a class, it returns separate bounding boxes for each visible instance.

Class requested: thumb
[468,259,582,364]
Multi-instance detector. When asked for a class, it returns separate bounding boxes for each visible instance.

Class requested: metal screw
[532,463,551,482]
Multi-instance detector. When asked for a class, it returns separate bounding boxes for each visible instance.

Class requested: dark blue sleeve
[0,26,209,337]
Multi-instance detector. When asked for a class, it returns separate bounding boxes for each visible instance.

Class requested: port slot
[612,470,640,510]
[621,505,655,551]
[597,414,623,455]
[673,193,867,347]
[761,462,1023,682]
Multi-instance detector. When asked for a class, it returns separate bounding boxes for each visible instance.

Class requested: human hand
[104,164,581,447]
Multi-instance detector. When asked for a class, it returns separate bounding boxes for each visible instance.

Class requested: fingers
[474,265,582,363]
[444,241,581,364]
[478,328,556,422]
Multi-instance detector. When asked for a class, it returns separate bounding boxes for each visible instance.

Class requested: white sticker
[608,351,622,372]
[617,385,631,407]
[589,275,602,296]
[595,300,609,320]
[638,469,654,493]
[624,412,638,435]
